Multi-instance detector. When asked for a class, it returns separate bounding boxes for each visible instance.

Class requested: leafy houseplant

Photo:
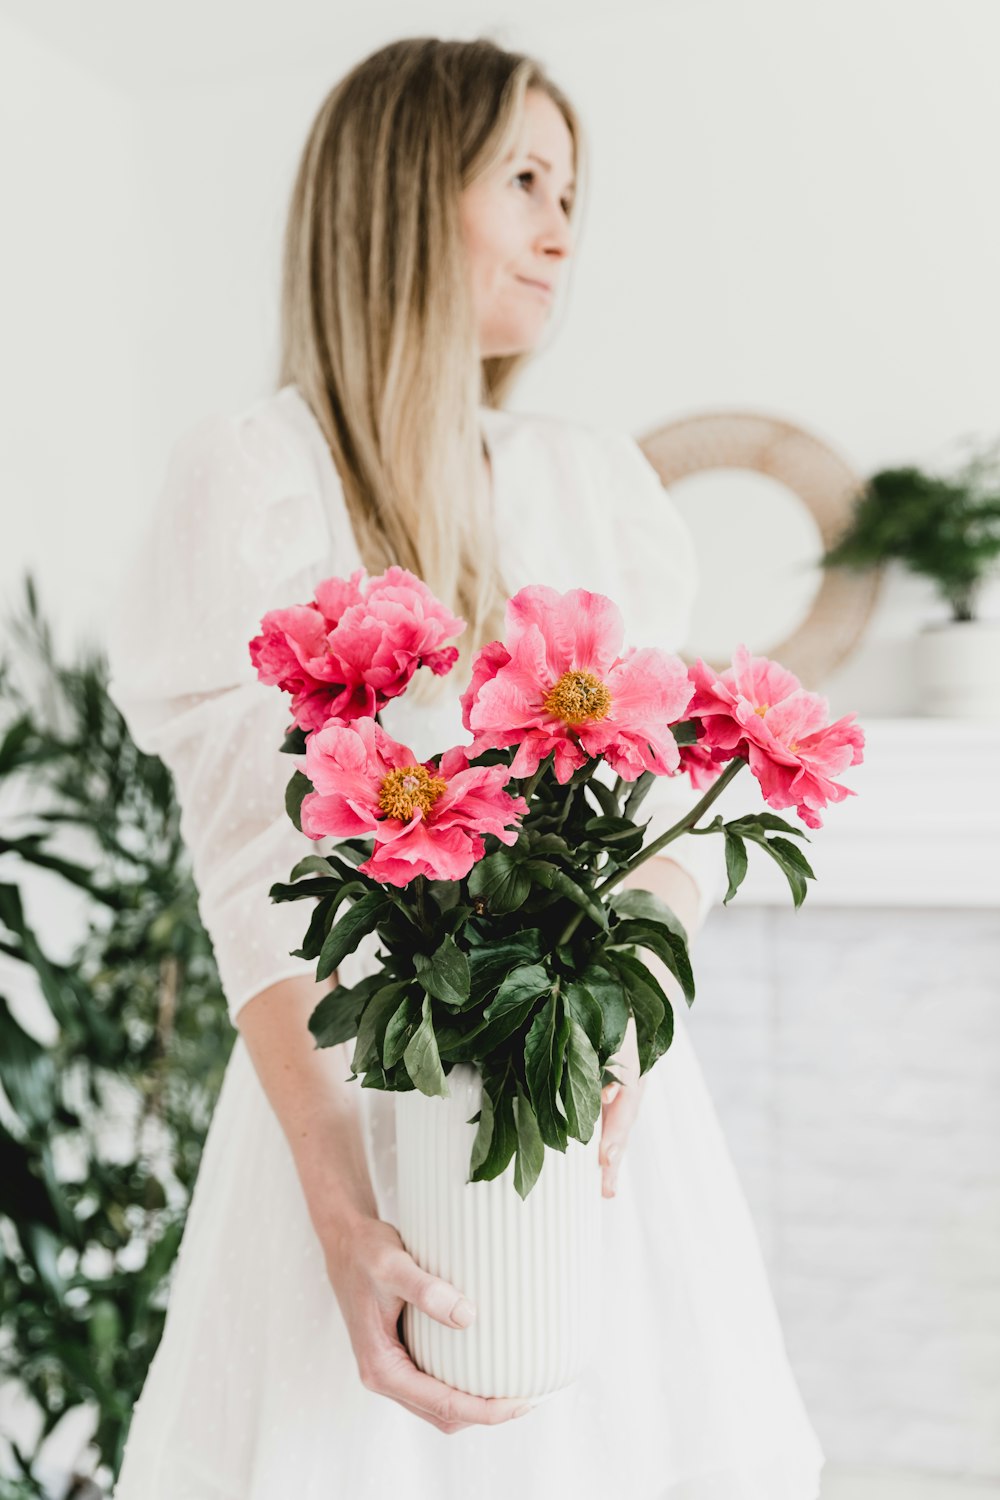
[0,577,232,1498]
[821,438,1000,717]
[251,568,865,1400]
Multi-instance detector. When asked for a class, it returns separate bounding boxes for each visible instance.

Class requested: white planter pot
[915,620,1000,720]
[394,1062,604,1401]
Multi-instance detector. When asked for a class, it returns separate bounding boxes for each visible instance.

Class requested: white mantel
[701,719,1000,909]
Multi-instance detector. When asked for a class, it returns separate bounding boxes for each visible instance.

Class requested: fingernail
[512,1404,534,1418]
[451,1297,476,1327]
[605,1144,619,1164]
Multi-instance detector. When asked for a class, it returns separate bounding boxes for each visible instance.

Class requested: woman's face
[460,88,576,359]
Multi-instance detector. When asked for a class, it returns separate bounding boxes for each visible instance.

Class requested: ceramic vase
[393,1061,604,1401]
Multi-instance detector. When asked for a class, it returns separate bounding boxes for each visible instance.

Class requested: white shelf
[704,717,1000,909]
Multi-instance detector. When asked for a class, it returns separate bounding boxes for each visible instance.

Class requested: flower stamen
[542,668,612,725]
[378,764,447,821]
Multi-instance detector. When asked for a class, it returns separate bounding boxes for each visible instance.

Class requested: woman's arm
[236,973,379,1233]
[236,972,532,1432]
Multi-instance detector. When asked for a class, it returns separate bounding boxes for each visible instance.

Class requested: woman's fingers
[600,1020,647,1197]
[386,1246,478,1331]
[364,1327,532,1432]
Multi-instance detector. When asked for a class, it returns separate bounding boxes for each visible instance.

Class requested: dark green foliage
[0,576,232,1496]
[821,439,1000,621]
[273,727,808,1203]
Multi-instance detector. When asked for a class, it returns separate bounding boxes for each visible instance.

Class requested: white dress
[105,385,825,1500]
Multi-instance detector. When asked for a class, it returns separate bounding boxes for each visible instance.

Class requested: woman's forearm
[236,972,379,1235]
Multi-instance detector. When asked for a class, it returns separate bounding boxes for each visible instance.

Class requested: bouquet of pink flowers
[250,566,864,1199]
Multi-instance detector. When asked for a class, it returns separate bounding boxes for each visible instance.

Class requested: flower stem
[554,757,746,948]
[595,757,746,897]
[520,750,556,804]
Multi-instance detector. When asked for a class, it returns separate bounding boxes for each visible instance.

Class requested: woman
[107,36,825,1499]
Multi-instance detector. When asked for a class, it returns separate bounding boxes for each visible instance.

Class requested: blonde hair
[276,36,585,704]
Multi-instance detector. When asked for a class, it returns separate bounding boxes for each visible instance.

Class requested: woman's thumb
[391,1253,477,1330]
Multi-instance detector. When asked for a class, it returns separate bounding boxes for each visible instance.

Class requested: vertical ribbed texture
[396,1065,603,1400]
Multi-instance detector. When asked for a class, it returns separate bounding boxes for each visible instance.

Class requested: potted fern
[820,438,1000,718]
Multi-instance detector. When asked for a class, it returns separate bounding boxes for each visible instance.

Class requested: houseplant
[820,438,1000,718]
[251,569,865,1399]
[0,575,232,1498]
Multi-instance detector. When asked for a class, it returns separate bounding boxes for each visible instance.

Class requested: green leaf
[469,964,552,1053]
[738,829,816,908]
[279,724,309,755]
[578,960,629,1055]
[468,849,532,912]
[350,982,410,1075]
[284,769,312,831]
[268,875,347,903]
[727,812,812,841]
[291,895,335,960]
[403,992,450,1097]
[311,986,359,1060]
[562,978,603,1054]
[469,1067,518,1181]
[609,917,695,1005]
[768,836,817,879]
[0,993,55,1131]
[622,769,656,816]
[609,887,689,941]
[560,1017,602,1143]
[316,890,389,981]
[466,930,543,998]
[469,1084,495,1177]
[333,836,377,867]
[513,1084,545,1199]
[585,776,622,819]
[523,992,570,1151]
[669,720,700,746]
[723,830,748,904]
[383,994,421,1068]
[414,935,470,1008]
[523,860,608,931]
[287,853,340,881]
[609,951,674,1074]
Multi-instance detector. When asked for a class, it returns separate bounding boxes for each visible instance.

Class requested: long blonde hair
[277,36,585,703]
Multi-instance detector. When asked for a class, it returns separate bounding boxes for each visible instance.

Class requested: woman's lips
[516,276,554,300]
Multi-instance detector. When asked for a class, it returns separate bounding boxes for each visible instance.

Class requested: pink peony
[250,566,465,734]
[676,736,729,790]
[298,717,528,887]
[686,644,865,828]
[459,585,694,786]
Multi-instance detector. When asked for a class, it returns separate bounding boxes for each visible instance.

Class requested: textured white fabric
[106,386,825,1499]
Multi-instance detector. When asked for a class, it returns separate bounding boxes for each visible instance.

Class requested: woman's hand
[318,1208,535,1434]
[599,1014,646,1198]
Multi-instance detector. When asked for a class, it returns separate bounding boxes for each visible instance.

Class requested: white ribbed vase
[394,1062,604,1401]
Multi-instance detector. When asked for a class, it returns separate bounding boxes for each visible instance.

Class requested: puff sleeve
[606,430,727,935]
[105,402,346,1027]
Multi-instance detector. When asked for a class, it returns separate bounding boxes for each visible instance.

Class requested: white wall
[3,1,999,703]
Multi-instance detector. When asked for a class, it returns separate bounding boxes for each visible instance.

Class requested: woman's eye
[514,170,572,216]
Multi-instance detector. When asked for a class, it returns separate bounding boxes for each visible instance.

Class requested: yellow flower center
[754,703,770,716]
[378,764,447,821]
[542,669,612,725]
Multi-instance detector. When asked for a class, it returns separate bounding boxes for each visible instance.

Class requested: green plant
[821,437,1000,622]
[0,576,233,1498]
